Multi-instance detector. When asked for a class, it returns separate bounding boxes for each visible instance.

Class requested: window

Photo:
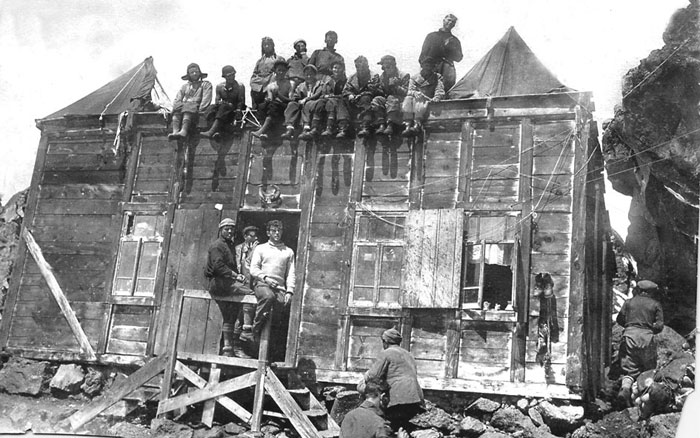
[462,215,518,310]
[350,214,405,307]
[112,213,164,297]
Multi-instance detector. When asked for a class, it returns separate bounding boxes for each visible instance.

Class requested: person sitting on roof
[287,39,309,93]
[401,56,445,138]
[202,65,246,140]
[250,37,286,110]
[168,63,213,141]
[370,55,410,137]
[419,14,463,92]
[344,56,381,138]
[252,59,294,139]
[280,64,329,141]
[320,60,348,138]
[308,30,345,79]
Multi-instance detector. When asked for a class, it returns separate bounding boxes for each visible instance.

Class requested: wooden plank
[201,366,220,427]
[69,355,167,430]
[525,362,567,385]
[106,339,148,356]
[457,363,511,381]
[42,170,124,185]
[38,184,124,201]
[530,254,571,276]
[265,371,323,438]
[109,326,150,342]
[469,178,518,202]
[174,361,251,423]
[158,372,256,415]
[22,229,96,360]
[46,140,112,155]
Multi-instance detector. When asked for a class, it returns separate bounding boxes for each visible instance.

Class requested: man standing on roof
[419,14,463,92]
[308,31,345,79]
[287,39,309,93]
[202,65,246,140]
[249,220,295,360]
[615,280,664,407]
[169,63,213,141]
[358,328,423,433]
[205,218,253,357]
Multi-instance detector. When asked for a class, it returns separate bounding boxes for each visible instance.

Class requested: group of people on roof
[167,14,463,142]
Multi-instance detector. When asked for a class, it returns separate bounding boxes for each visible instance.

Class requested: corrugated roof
[42,56,157,120]
[449,27,566,99]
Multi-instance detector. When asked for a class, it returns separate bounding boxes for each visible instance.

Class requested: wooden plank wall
[422,131,461,209]
[526,120,576,385]
[6,137,124,353]
[244,137,302,209]
[468,126,521,203]
[361,136,410,209]
[297,139,357,371]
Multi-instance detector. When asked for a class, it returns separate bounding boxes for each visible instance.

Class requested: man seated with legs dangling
[202,65,246,140]
[169,63,213,141]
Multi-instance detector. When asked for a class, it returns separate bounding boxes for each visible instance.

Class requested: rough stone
[516,398,529,412]
[457,416,486,437]
[330,390,362,426]
[536,400,584,435]
[108,422,153,438]
[646,412,681,438]
[150,417,194,438]
[571,408,644,438]
[490,405,537,438]
[527,406,544,427]
[224,422,248,435]
[410,400,455,432]
[466,397,501,415]
[0,357,49,395]
[479,431,511,438]
[193,425,225,438]
[81,366,106,397]
[50,364,85,394]
[410,429,443,438]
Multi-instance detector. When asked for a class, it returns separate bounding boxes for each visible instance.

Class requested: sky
[0,0,691,238]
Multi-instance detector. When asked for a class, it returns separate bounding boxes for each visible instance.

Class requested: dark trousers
[253,282,289,361]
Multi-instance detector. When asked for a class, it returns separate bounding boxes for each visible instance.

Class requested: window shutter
[401,209,463,308]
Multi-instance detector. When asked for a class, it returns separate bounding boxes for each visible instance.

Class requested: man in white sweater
[249,220,295,357]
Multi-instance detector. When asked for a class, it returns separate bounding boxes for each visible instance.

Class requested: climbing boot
[221,323,234,357]
[375,122,387,136]
[401,121,414,137]
[172,112,194,140]
[232,339,253,359]
[309,119,321,138]
[381,122,394,136]
[252,116,273,139]
[201,119,222,139]
[321,118,336,137]
[617,376,634,408]
[168,113,183,140]
[336,120,351,138]
[298,125,313,140]
[280,125,295,139]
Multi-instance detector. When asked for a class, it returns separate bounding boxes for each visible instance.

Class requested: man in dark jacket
[204,218,253,357]
[419,14,463,91]
[308,30,345,78]
[359,328,423,432]
[341,378,395,438]
[202,65,246,140]
[615,280,664,406]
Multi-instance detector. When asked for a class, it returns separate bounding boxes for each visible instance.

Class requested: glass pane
[354,246,377,287]
[483,243,514,310]
[466,216,479,241]
[352,287,374,302]
[115,241,138,278]
[135,279,156,296]
[137,242,160,279]
[133,216,158,238]
[463,287,479,304]
[480,217,506,241]
[393,217,405,240]
[379,246,403,288]
[463,244,481,287]
[113,278,133,295]
[378,288,400,304]
[373,218,397,240]
[357,216,370,241]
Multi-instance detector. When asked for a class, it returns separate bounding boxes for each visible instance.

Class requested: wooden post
[22,228,97,361]
[160,288,185,406]
[251,318,272,432]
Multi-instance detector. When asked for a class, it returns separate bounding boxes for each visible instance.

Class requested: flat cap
[219,218,236,229]
[378,55,396,65]
[637,280,658,291]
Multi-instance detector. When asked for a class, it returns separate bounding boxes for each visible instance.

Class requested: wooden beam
[157,371,257,416]
[174,361,252,423]
[160,288,184,406]
[251,319,272,431]
[176,351,258,369]
[69,355,167,430]
[22,228,97,361]
[183,288,257,304]
[265,370,323,438]
[201,366,220,427]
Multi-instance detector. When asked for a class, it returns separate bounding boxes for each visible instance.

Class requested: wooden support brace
[201,365,220,427]
[23,228,97,361]
[69,355,168,431]
[157,371,257,416]
[174,361,252,423]
[265,370,323,438]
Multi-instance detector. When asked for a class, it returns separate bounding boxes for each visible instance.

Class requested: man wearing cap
[287,39,309,91]
[205,218,253,357]
[359,328,423,432]
[371,55,410,137]
[169,63,213,141]
[232,225,260,357]
[401,56,445,138]
[419,14,463,91]
[340,378,396,438]
[343,56,381,138]
[251,37,286,110]
[615,280,664,406]
[281,64,330,140]
[202,65,246,140]
[308,31,345,78]
[249,220,295,360]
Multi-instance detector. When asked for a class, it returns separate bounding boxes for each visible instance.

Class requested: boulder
[489,405,537,438]
[571,408,643,438]
[536,400,584,435]
[224,422,248,435]
[646,412,681,438]
[193,425,226,438]
[0,357,48,395]
[50,364,85,394]
[516,398,529,412]
[330,390,361,425]
[81,367,106,397]
[150,417,194,438]
[410,400,455,432]
[457,416,486,437]
[527,406,544,427]
[479,431,511,438]
[465,397,500,415]
[108,422,153,438]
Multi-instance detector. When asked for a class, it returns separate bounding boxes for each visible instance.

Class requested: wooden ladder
[68,288,339,437]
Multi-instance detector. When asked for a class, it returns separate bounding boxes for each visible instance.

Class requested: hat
[243,225,259,235]
[637,280,658,292]
[221,65,236,77]
[293,39,306,48]
[378,55,396,65]
[219,218,236,229]
[181,62,208,80]
[273,59,289,70]
[381,328,402,345]
[303,64,318,74]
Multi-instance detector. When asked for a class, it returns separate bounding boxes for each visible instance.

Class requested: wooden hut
[0,28,612,401]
